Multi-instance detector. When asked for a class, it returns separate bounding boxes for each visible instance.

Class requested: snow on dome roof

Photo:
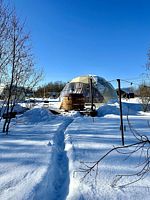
[60,75,117,103]
[70,75,96,84]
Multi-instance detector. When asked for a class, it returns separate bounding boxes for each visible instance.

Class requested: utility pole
[89,77,93,111]
[43,87,45,98]
[117,79,124,146]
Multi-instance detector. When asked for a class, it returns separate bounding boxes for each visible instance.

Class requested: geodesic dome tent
[60,75,117,104]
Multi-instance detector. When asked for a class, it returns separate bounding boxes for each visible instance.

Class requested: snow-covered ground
[0,109,72,200]
[65,115,150,200]
[0,98,150,200]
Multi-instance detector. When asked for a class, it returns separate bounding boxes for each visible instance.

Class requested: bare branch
[77,116,150,188]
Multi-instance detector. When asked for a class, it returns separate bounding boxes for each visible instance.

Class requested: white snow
[21,108,55,124]
[0,98,150,200]
[65,115,150,200]
[97,99,143,116]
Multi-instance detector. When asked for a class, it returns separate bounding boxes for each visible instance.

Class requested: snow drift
[97,100,143,116]
[21,108,54,124]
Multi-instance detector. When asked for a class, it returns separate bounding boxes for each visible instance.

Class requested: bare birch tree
[0,0,11,83]
[0,2,43,134]
[138,84,150,112]
[137,49,150,112]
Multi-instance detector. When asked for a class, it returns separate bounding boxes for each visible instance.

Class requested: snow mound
[22,108,54,124]
[97,100,143,116]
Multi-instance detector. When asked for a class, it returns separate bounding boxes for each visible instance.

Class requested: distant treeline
[34,81,66,98]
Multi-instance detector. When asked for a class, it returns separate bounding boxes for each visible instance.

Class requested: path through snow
[43,118,73,200]
[0,112,73,200]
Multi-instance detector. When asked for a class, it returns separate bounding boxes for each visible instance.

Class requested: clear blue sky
[9,0,150,88]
